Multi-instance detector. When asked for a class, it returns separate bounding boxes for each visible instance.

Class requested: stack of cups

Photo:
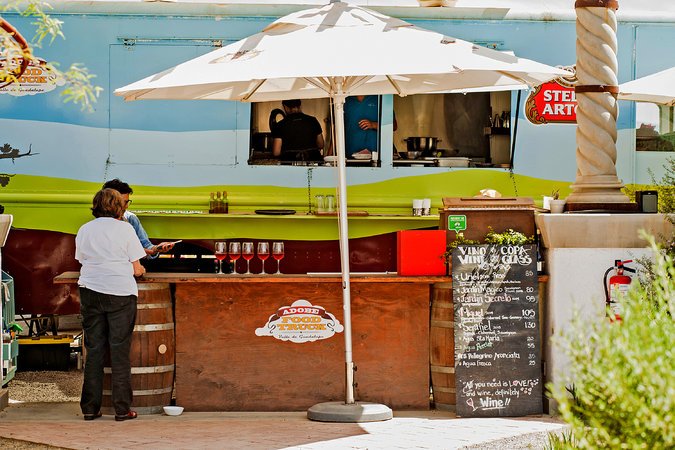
[422,198,431,216]
[325,195,335,213]
[315,195,325,213]
[412,199,424,216]
[413,198,432,216]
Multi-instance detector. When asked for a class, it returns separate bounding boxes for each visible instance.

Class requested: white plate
[323,156,338,163]
[351,153,372,160]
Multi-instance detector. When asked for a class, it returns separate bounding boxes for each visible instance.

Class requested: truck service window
[393,91,512,168]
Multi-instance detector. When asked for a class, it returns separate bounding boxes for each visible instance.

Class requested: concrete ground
[0,401,566,449]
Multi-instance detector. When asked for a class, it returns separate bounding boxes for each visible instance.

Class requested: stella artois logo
[525,65,578,125]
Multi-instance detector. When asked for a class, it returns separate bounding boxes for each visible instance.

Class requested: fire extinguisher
[603,259,635,321]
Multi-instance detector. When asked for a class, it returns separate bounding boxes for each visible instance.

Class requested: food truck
[0,0,673,410]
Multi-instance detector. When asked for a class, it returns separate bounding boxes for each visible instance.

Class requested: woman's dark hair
[102,178,133,195]
[91,188,125,219]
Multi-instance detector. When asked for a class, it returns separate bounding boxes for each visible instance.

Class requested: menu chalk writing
[452,244,542,417]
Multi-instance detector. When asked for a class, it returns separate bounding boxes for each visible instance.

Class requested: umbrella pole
[332,89,355,405]
[307,79,392,422]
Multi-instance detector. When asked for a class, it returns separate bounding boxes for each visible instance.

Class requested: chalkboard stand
[452,244,543,417]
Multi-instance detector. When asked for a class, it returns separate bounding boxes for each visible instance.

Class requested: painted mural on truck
[0,1,673,315]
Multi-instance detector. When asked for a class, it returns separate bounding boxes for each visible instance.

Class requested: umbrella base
[307,401,393,422]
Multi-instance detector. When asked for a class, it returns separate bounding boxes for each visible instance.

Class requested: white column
[567,0,630,204]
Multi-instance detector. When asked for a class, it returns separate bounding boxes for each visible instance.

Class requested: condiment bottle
[209,192,216,214]
[222,191,229,214]
[215,191,222,213]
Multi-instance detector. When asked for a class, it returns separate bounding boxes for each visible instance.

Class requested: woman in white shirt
[75,188,146,422]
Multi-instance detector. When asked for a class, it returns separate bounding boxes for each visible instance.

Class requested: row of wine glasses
[214,241,284,274]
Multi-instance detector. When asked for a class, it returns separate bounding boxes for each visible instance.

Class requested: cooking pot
[252,132,274,153]
[405,137,441,155]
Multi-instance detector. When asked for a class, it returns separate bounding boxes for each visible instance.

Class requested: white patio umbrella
[619,66,675,106]
[115,0,570,422]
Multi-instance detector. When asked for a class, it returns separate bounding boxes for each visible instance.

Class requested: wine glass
[272,241,284,275]
[214,241,227,274]
[242,242,254,274]
[228,241,241,274]
[257,242,270,274]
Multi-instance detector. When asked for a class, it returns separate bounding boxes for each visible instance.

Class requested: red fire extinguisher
[603,259,635,321]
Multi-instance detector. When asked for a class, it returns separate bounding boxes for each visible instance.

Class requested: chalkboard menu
[452,244,542,417]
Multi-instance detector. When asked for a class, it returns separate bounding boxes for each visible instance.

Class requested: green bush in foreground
[547,236,674,449]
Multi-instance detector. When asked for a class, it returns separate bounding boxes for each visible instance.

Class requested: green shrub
[484,227,535,245]
[547,235,674,449]
[546,430,578,450]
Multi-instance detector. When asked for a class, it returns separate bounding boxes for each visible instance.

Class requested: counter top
[133,210,439,220]
[56,272,547,284]
[54,271,450,284]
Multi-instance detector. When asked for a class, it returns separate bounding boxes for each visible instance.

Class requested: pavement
[0,402,566,449]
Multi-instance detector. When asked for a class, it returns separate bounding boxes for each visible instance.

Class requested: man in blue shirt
[102,179,176,258]
[344,95,379,157]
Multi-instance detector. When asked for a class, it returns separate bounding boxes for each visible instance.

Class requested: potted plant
[442,232,480,268]
[548,190,566,213]
[543,189,559,210]
[442,228,535,273]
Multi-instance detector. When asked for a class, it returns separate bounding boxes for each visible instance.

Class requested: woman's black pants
[79,287,137,416]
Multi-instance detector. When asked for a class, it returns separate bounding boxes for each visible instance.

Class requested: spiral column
[567,0,629,204]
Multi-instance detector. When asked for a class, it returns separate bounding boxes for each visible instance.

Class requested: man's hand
[154,242,177,254]
[358,119,377,130]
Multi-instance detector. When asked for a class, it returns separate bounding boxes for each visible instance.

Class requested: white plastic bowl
[163,406,184,416]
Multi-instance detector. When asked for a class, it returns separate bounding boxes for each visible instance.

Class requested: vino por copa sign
[525,65,577,125]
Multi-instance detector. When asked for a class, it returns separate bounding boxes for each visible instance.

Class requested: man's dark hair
[282,99,301,109]
[102,178,133,195]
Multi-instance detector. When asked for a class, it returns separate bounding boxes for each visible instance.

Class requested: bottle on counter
[209,192,216,214]
[215,191,222,213]
[501,111,510,129]
[221,191,229,214]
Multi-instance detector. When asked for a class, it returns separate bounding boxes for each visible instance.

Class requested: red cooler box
[397,230,447,276]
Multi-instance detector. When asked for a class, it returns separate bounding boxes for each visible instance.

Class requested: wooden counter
[56,272,447,411]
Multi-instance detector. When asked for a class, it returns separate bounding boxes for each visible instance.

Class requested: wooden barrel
[102,283,175,415]
[430,282,455,411]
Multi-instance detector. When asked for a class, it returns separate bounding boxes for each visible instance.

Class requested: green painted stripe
[1,172,634,240]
